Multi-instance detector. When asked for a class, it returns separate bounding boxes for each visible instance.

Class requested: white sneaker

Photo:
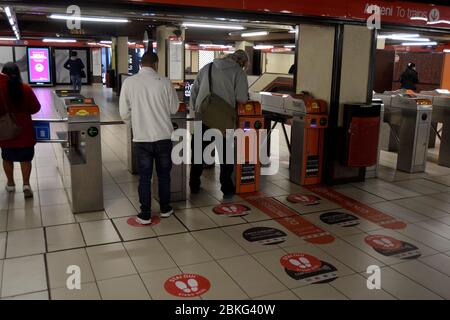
[135,217,152,225]
[23,185,33,198]
[160,206,174,218]
[5,185,15,193]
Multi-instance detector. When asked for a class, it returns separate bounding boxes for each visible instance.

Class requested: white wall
[264,52,294,74]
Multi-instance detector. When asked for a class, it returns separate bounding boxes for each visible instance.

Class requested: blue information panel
[33,122,51,141]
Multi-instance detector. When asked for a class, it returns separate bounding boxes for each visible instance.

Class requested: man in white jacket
[120,51,179,225]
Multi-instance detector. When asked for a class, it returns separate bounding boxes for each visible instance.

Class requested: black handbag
[0,87,22,141]
[81,70,87,79]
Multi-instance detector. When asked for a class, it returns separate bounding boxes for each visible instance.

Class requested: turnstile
[366,100,384,178]
[375,92,433,173]
[152,111,188,202]
[418,90,450,167]
[53,90,84,117]
[53,93,104,213]
[235,101,264,194]
[289,96,328,186]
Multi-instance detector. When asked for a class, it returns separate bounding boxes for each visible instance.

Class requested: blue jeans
[71,75,82,91]
[135,140,173,216]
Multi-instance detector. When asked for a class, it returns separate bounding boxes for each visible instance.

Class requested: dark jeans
[135,140,173,215]
[71,75,82,91]
[190,124,234,194]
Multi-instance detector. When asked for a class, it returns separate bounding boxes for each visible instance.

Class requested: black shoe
[190,184,200,194]
[223,191,235,199]
[136,213,152,225]
[160,206,174,218]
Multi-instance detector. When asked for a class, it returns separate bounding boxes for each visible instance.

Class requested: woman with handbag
[0,62,41,198]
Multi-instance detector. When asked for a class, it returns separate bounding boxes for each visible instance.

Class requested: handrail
[33,118,68,123]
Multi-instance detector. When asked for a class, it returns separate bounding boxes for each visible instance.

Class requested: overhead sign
[27,47,52,85]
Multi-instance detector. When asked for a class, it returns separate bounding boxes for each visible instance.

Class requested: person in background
[289,63,296,75]
[0,62,41,198]
[400,62,419,91]
[64,51,85,91]
[119,51,179,225]
[189,50,249,198]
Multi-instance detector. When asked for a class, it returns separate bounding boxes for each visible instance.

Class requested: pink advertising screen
[27,47,51,84]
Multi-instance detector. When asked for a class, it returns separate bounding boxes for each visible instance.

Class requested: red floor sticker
[240,193,335,244]
[164,274,211,298]
[365,235,421,259]
[281,253,338,284]
[213,204,251,217]
[127,216,161,227]
[305,185,407,230]
[287,194,321,205]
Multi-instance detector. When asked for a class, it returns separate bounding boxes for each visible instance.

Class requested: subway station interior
[0,0,450,302]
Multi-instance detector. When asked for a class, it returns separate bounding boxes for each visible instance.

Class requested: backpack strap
[208,63,213,94]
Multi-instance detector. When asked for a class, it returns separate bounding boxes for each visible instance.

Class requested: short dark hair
[71,51,78,57]
[141,51,159,66]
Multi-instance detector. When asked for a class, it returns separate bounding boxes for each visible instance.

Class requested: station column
[156,25,186,78]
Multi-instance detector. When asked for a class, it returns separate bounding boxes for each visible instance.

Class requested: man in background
[64,51,85,91]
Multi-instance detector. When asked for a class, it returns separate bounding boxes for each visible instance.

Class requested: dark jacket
[0,73,41,148]
[64,58,85,76]
[400,68,419,91]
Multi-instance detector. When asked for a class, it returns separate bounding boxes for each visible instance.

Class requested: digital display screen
[27,47,51,84]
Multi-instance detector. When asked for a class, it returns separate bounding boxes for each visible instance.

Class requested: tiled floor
[1,85,450,300]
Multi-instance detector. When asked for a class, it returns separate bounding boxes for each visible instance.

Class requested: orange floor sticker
[365,235,421,259]
[305,185,407,230]
[240,193,335,244]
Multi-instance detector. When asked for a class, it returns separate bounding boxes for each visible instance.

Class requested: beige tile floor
[1,85,450,300]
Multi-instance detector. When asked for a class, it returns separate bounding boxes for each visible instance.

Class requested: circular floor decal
[365,235,421,259]
[243,227,287,245]
[320,211,360,227]
[213,204,251,217]
[287,194,320,205]
[127,216,161,227]
[281,253,321,273]
[164,274,211,298]
[281,253,338,284]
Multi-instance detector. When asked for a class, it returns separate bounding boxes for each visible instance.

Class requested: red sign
[135,0,450,29]
[127,216,161,227]
[365,235,402,250]
[164,274,211,298]
[280,253,321,273]
[213,204,251,217]
[287,194,321,205]
[305,185,407,229]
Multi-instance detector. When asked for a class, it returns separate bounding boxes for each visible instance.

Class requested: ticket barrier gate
[235,101,264,194]
[365,99,384,178]
[53,90,84,117]
[375,92,433,173]
[54,99,103,213]
[289,95,328,186]
[418,90,450,167]
[152,110,188,202]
